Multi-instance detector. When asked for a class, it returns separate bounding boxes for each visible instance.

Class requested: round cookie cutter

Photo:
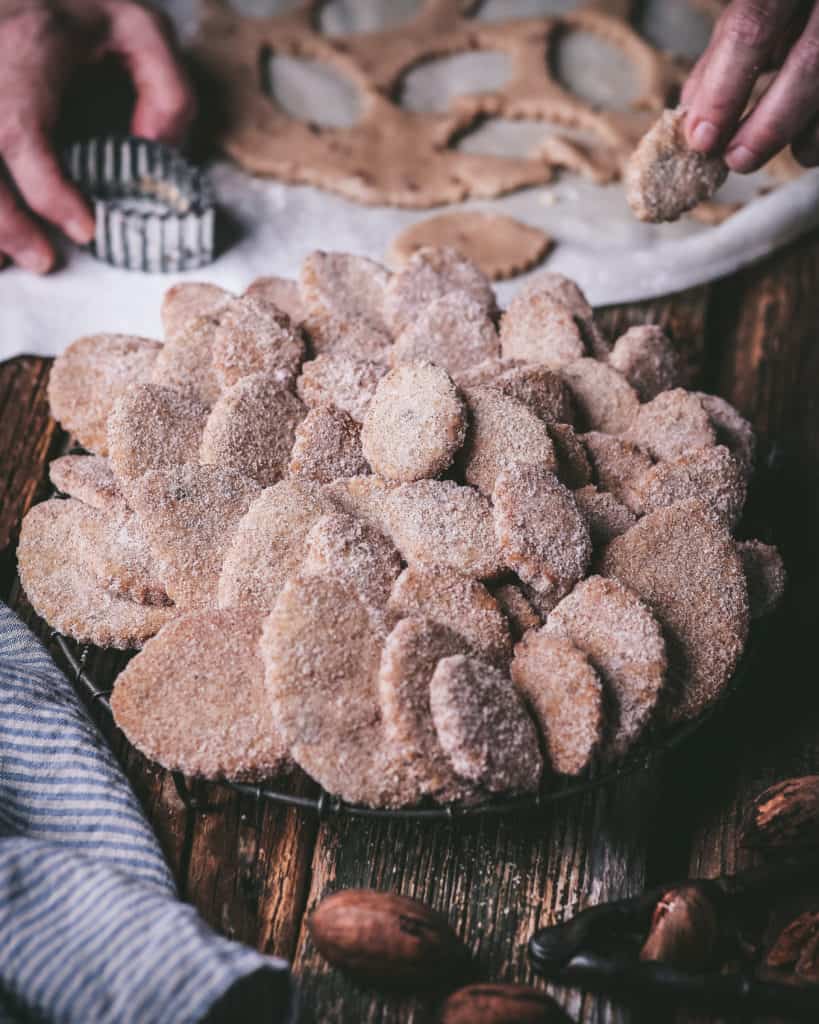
[63,136,216,273]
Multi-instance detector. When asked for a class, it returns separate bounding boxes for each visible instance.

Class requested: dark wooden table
[2,235,819,1024]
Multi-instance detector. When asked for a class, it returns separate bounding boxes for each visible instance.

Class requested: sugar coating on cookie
[608,325,681,402]
[384,479,505,580]
[561,359,640,434]
[491,583,542,642]
[160,282,232,340]
[696,392,756,477]
[362,363,466,482]
[385,246,495,334]
[107,384,210,487]
[518,271,609,359]
[461,386,557,497]
[302,512,402,611]
[574,485,638,546]
[306,313,393,364]
[430,655,543,794]
[128,464,261,610]
[625,388,716,461]
[219,479,335,613]
[262,574,419,808]
[151,314,224,406]
[289,403,368,484]
[388,565,512,667]
[17,499,174,649]
[581,431,654,512]
[300,250,392,334]
[737,540,786,619]
[493,363,576,425]
[391,291,499,377]
[378,616,474,802]
[548,422,593,489]
[201,374,306,487]
[244,275,306,325]
[600,499,749,722]
[49,455,125,512]
[500,290,586,368]
[211,296,306,390]
[626,108,728,223]
[323,474,398,533]
[632,444,747,527]
[493,464,591,598]
[48,334,161,456]
[297,353,388,423]
[544,575,667,757]
[112,609,289,780]
[511,632,603,776]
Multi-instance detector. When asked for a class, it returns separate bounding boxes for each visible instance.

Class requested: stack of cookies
[18,248,786,807]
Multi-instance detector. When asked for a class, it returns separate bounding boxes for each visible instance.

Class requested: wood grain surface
[1,238,818,1024]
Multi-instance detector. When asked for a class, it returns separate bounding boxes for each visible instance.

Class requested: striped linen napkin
[0,602,293,1024]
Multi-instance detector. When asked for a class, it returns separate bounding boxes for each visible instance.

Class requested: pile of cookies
[19,248,785,807]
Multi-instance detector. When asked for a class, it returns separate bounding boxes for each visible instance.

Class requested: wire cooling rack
[52,626,761,822]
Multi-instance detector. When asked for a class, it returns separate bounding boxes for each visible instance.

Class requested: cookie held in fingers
[160,282,232,340]
[560,359,640,435]
[262,575,420,808]
[289,404,368,484]
[631,444,747,527]
[624,388,715,462]
[297,354,388,423]
[391,292,499,377]
[511,632,603,776]
[48,334,161,456]
[600,500,749,722]
[430,655,543,795]
[211,297,306,390]
[362,363,466,482]
[49,455,125,512]
[111,609,289,780]
[17,499,174,649]
[544,576,667,758]
[609,325,680,402]
[738,540,786,619]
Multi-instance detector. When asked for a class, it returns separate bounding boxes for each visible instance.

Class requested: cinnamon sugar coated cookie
[244,275,305,324]
[388,565,512,666]
[48,334,161,455]
[696,392,756,476]
[297,354,388,423]
[626,108,728,223]
[150,314,223,406]
[625,389,716,461]
[512,633,603,776]
[520,272,609,359]
[491,583,541,641]
[573,485,637,545]
[430,656,543,794]
[500,291,586,368]
[609,325,680,401]
[385,247,495,334]
[160,282,231,340]
[548,423,593,489]
[493,464,591,598]
[601,500,749,722]
[738,540,786,619]
[581,432,652,512]
[391,292,499,376]
[211,297,305,389]
[300,251,391,334]
[112,610,289,780]
[561,359,640,434]
[362,363,466,482]
[306,313,393,364]
[632,445,747,527]
[545,576,667,757]
[17,500,174,649]
[492,364,575,425]
[49,455,124,512]
[289,404,368,484]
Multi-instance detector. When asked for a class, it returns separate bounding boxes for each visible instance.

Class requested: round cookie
[218,479,335,613]
[492,364,576,425]
[600,499,749,722]
[387,565,512,667]
[518,271,609,359]
[289,404,368,484]
[49,455,125,512]
[262,574,419,808]
[111,609,290,780]
[385,246,495,334]
[493,465,591,599]
[430,655,543,795]
[306,313,393,364]
[573,485,637,546]
[107,384,210,487]
[608,325,681,402]
[160,282,232,340]
[150,313,223,406]
[297,354,388,423]
[300,250,391,334]
[391,292,500,377]
[200,374,306,488]
[737,540,786,619]
[624,388,716,462]
[361,363,466,482]
[695,392,756,477]
[631,445,747,528]
[460,386,557,497]
[560,359,640,434]
[48,334,161,455]
[17,499,174,649]
[128,464,261,611]
[581,431,653,512]
[491,583,542,642]
[500,291,586,368]
[211,296,306,390]
[244,275,306,325]
[548,422,593,489]
[323,474,398,534]
[544,576,667,758]
[511,632,603,776]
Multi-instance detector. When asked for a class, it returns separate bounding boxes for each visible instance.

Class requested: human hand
[683,1,819,173]
[0,0,195,273]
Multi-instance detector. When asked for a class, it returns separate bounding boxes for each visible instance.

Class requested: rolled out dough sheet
[2,0,818,361]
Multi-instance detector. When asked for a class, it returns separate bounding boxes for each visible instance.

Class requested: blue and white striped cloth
[0,602,292,1024]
